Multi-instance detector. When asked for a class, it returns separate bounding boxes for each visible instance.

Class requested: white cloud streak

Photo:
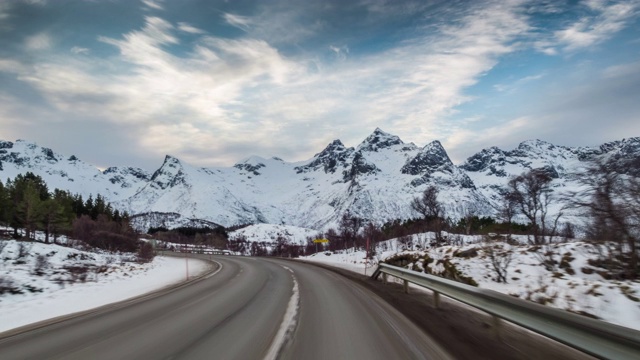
[177,22,205,34]
[537,0,640,54]
[223,13,252,32]
[141,0,163,11]
[70,46,90,55]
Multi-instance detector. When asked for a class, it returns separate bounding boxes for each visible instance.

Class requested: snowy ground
[0,239,210,334]
[229,223,320,246]
[301,232,640,331]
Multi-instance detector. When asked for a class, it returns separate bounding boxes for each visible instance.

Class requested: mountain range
[1,129,638,231]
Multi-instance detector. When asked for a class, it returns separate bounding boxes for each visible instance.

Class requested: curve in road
[0,255,451,360]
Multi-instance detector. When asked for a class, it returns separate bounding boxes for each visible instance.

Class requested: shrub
[137,242,155,263]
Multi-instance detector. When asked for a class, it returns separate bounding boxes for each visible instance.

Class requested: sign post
[313,238,329,254]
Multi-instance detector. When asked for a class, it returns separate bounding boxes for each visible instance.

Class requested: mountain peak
[295,139,353,174]
[149,155,186,189]
[358,128,403,152]
[401,140,452,175]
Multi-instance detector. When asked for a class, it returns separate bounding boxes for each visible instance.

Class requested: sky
[0,0,639,171]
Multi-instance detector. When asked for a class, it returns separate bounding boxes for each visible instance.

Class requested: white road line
[264,265,300,360]
[203,260,223,279]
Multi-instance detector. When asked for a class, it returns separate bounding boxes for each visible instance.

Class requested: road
[0,255,451,359]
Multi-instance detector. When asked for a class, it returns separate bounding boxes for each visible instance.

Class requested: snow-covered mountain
[460,138,640,209]
[1,131,638,231]
[0,140,149,200]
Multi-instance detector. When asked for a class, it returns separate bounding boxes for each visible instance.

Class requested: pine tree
[0,181,8,226]
[17,182,41,239]
[39,199,66,244]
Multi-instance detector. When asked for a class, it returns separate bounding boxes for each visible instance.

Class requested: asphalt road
[0,255,451,360]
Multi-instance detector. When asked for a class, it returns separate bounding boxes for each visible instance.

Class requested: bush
[137,242,155,263]
[0,276,23,295]
[73,215,139,252]
[33,254,49,276]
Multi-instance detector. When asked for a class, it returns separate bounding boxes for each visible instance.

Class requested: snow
[300,232,640,331]
[229,224,320,246]
[5,133,635,231]
[0,239,210,334]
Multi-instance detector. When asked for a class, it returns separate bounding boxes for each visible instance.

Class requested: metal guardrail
[372,263,640,360]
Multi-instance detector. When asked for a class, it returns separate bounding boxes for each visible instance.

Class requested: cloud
[2,1,535,167]
[25,32,53,51]
[329,45,349,61]
[141,0,163,11]
[223,13,252,32]
[494,73,544,93]
[177,22,205,34]
[445,116,537,162]
[0,3,10,22]
[223,6,324,45]
[0,59,27,73]
[537,0,640,54]
[602,59,640,78]
[7,1,635,170]
[5,15,304,165]
[70,46,90,55]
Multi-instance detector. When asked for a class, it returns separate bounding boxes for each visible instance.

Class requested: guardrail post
[403,280,409,294]
[433,291,440,309]
[382,273,388,284]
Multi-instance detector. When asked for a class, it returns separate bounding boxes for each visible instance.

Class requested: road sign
[313,238,329,243]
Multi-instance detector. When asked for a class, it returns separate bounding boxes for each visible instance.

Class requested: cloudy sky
[0,0,639,170]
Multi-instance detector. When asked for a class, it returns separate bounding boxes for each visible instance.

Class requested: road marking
[203,260,223,279]
[264,265,300,360]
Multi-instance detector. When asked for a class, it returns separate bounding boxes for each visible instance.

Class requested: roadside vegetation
[0,172,153,263]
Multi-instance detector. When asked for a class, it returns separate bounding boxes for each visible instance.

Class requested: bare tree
[494,192,518,240]
[339,212,362,252]
[571,161,639,279]
[411,186,445,245]
[462,204,477,235]
[508,169,563,245]
[483,237,513,283]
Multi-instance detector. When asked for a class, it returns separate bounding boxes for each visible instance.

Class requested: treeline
[0,172,148,258]
[148,226,228,251]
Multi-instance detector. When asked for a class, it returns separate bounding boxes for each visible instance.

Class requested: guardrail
[372,263,640,360]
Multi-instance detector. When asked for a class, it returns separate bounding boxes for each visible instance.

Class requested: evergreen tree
[84,195,95,219]
[39,198,66,244]
[0,181,8,226]
[17,182,41,239]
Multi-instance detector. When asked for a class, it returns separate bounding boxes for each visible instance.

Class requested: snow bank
[0,240,210,333]
[301,232,640,331]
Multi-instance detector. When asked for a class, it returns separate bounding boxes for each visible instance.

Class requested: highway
[0,255,451,359]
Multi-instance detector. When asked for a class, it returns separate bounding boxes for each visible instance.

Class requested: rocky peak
[357,128,404,152]
[0,141,14,150]
[295,139,354,174]
[150,155,186,189]
[342,151,379,182]
[234,156,266,175]
[459,146,507,172]
[401,140,452,175]
[103,166,151,186]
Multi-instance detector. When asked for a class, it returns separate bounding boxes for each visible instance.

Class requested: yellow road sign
[313,238,329,243]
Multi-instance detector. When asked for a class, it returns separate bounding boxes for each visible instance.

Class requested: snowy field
[229,223,320,246]
[301,232,640,331]
[0,239,210,334]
